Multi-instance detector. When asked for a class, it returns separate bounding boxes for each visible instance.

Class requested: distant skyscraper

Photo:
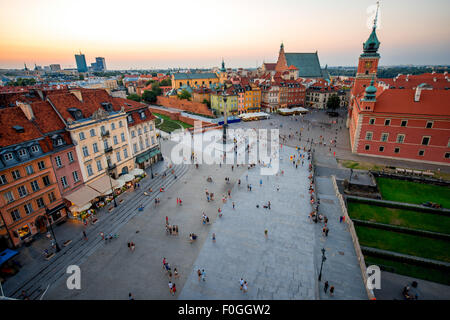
[49,64,61,71]
[95,57,106,71]
[75,52,88,73]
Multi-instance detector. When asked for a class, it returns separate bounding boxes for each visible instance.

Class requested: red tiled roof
[0,107,42,147]
[367,88,450,116]
[31,101,66,133]
[288,65,298,70]
[263,63,276,71]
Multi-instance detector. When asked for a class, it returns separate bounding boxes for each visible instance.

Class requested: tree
[142,90,157,103]
[151,82,162,96]
[159,78,172,87]
[145,79,155,86]
[178,89,191,101]
[327,94,340,110]
[127,93,141,102]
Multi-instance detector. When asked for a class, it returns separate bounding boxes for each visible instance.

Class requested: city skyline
[1,0,449,70]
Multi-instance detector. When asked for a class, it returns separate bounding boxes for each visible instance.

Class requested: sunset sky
[0,0,449,70]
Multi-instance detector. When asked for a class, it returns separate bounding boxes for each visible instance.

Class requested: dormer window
[31,145,40,153]
[140,112,146,119]
[101,102,113,112]
[18,149,28,157]
[13,125,24,133]
[127,115,133,123]
[68,108,83,120]
[4,153,14,161]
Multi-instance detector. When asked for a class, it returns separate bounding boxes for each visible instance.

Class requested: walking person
[201,269,206,281]
[240,278,244,291]
[243,281,248,293]
[232,202,235,210]
[197,269,202,281]
[329,286,334,297]
[212,233,216,242]
[83,230,88,240]
[129,292,134,300]
[172,283,177,296]
[174,268,179,279]
[264,229,268,239]
[168,281,173,295]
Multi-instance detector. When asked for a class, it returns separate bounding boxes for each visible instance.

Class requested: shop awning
[136,149,161,164]
[88,175,119,195]
[69,202,92,213]
[130,168,144,176]
[118,174,135,183]
[65,186,101,208]
[0,249,18,266]
[117,180,125,189]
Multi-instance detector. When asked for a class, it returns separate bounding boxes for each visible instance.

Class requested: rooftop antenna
[373,1,380,29]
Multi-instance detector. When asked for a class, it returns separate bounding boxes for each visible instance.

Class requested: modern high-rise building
[95,57,106,71]
[75,52,88,73]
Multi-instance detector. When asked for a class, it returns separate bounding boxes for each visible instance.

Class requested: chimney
[415,85,432,102]
[433,77,437,82]
[16,101,35,121]
[70,89,83,102]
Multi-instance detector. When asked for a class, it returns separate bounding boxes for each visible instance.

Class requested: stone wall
[148,107,220,131]
[156,96,214,117]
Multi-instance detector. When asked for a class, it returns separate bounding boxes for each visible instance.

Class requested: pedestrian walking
[324,281,329,293]
[260,179,262,187]
[329,286,334,297]
[172,283,177,296]
[100,232,105,240]
[197,269,202,281]
[168,281,173,295]
[129,292,134,300]
[83,230,88,240]
[240,278,244,291]
[201,269,206,281]
[174,268,179,278]
[268,201,271,210]
[166,216,169,225]
[243,281,248,293]
[212,233,216,242]
[232,202,235,209]
[264,229,268,239]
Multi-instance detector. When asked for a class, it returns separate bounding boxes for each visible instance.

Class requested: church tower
[219,58,228,84]
[275,42,287,72]
[351,1,381,99]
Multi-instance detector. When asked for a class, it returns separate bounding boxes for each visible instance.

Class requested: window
[38,161,45,170]
[145,138,149,148]
[131,131,136,138]
[4,191,14,203]
[380,133,389,142]
[87,164,93,176]
[48,192,56,203]
[138,128,142,135]
[111,123,116,130]
[101,126,106,134]
[113,136,118,145]
[31,145,40,153]
[365,145,370,151]
[24,203,33,215]
[61,176,68,188]
[121,133,125,142]
[82,146,89,157]
[421,136,430,146]
[36,197,45,208]
[10,209,20,222]
[379,146,385,152]
[144,126,148,133]
[55,138,64,146]
[139,140,144,150]
[133,144,138,153]
[445,152,450,159]
[0,174,7,185]
[123,148,128,159]
[104,140,109,150]
[116,152,121,162]
[96,160,103,171]
[25,165,34,175]
[140,112,146,119]
[396,134,405,143]
[4,152,14,161]
[18,149,28,157]
[72,171,80,182]
[42,176,51,186]
[119,121,123,128]
[365,132,373,141]
[418,150,425,156]
[151,137,155,145]
[30,180,40,192]
[127,115,133,123]
[150,124,153,131]
[401,120,407,127]
[55,156,62,168]
[93,143,99,153]
[18,185,28,198]
[394,147,400,154]
[384,119,391,126]
[90,128,96,137]
[426,121,433,129]
[79,132,86,140]
[369,118,375,125]
[12,170,21,180]
[67,151,74,163]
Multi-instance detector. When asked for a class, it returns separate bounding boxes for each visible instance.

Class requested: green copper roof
[363,79,377,100]
[285,52,323,78]
[363,27,380,55]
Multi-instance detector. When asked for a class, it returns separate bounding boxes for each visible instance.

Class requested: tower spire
[373,1,380,29]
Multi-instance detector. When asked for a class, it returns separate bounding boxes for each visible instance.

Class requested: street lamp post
[45,207,61,253]
[318,248,326,281]
[107,166,118,207]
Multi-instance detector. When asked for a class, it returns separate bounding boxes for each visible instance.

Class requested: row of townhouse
[0,88,160,249]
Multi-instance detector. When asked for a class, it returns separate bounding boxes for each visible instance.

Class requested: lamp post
[349,168,353,182]
[318,248,326,281]
[150,161,154,179]
[107,165,118,207]
[45,207,61,253]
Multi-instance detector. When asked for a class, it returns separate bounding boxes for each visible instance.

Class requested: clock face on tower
[365,61,373,69]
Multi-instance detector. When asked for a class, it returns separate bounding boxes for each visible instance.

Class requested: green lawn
[364,255,450,286]
[347,201,450,234]
[153,113,193,131]
[355,225,450,263]
[376,177,450,208]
